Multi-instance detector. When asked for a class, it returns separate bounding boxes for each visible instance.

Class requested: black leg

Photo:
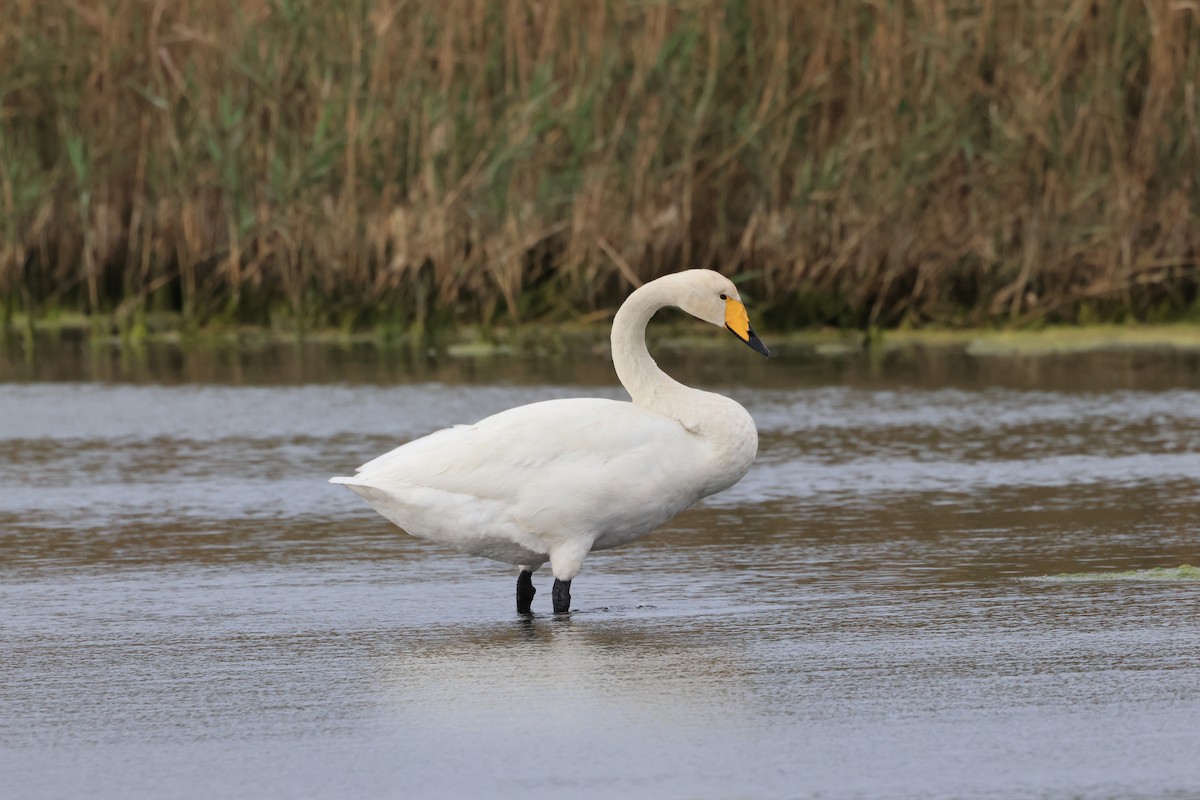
[516,570,536,614]
[552,578,572,613]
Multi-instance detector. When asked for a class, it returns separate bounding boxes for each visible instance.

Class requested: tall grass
[1,0,1198,332]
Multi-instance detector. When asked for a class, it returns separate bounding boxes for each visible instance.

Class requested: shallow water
[2,336,1199,799]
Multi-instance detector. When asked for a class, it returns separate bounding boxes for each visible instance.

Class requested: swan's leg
[516,570,536,614]
[547,540,588,614]
[552,579,572,613]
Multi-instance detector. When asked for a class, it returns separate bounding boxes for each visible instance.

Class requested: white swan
[330,269,770,613]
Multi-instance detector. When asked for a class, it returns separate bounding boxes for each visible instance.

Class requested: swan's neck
[610,276,703,418]
[610,273,760,494]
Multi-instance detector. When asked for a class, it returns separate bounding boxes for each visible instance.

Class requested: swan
[330,269,770,613]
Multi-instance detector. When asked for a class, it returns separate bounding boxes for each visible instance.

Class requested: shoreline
[6,311,1200,357]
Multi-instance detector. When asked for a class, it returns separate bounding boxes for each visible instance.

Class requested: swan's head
[673,270,771,358]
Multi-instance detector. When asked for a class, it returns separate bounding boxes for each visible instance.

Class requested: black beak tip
[748,332,771,358]
[728,323,772,358]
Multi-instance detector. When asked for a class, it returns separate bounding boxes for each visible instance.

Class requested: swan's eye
[720,293,727,300]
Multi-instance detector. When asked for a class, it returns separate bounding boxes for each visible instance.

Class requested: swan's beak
[724,298,771,358]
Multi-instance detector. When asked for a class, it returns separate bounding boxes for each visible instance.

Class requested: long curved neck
[611,276,695,416]
[610,274,760,488]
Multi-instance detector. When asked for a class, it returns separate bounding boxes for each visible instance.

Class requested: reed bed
[1,0,1198,333]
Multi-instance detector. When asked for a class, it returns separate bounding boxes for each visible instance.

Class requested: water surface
[2,336,1199,799]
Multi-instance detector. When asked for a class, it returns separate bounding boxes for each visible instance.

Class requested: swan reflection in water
[371,609,762,740]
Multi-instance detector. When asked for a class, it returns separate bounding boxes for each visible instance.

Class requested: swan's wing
[345,398,695,496]
[330,397,713,559]
[352,423,477,476]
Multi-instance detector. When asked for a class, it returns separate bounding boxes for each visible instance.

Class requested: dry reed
[1,0,1198,332]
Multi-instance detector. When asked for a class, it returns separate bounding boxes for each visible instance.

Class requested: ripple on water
[4,347,1200,799]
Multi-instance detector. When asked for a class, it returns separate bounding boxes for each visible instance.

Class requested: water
[3,336,1199,799]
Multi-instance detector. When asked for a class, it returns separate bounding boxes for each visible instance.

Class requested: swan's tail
[329,475,379,502]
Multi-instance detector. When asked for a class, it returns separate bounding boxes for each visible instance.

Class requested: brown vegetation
[1,0,1198,332]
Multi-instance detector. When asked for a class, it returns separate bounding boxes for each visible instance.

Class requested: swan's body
[330,270,769,612]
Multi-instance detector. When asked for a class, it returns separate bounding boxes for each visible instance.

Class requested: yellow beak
[724,297,771,357]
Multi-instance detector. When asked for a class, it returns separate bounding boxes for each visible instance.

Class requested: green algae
[961,326,1200,355]
[1028,565,1200,583]
[8,307,1200,364]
